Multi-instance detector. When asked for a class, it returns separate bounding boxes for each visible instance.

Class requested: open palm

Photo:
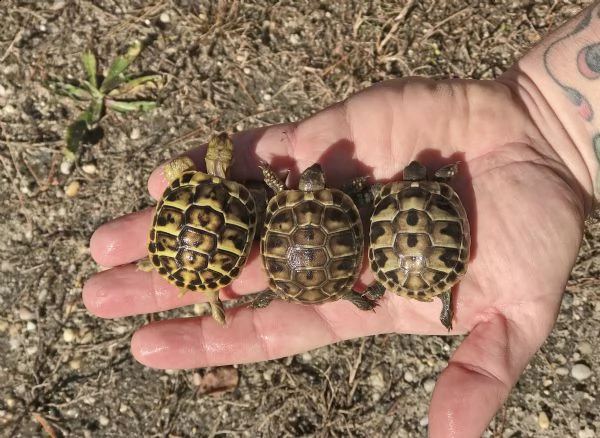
[84,77,586,437]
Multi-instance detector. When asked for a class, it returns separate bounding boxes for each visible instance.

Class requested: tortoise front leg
[204,289,226,325]
[438,290,453,332]
[259,162,287,194]
[251,290,279,308]
[344,290,377,311]
[341,177,382,209]
[363,281,386,300]
[433,163,459,182]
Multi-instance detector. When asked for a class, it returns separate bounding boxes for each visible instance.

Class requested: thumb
[427,312,536,438]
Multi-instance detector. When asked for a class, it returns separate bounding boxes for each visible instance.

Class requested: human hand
[83,77,590,437]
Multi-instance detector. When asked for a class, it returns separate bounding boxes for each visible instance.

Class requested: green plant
[48,41,163,161]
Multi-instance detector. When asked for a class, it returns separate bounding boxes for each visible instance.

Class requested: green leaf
[64,118,88,161]
[106,99,157,114]
[107,74,164,99]
[86,98,105,124]
[49,81,92,101]
[100,40,143,94]
[81,51,97,89]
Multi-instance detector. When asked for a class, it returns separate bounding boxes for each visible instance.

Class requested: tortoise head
[403,161,427,181]
[205,132,234,178]
[299,163,326,191]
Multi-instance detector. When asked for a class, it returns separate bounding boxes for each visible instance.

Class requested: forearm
[501,2,600,211]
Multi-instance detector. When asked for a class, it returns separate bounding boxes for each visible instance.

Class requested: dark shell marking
[148,171,257,292]
[369,180,470,301]
[261,189,363,304]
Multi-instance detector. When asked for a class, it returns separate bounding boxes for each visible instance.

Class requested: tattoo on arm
[543,4,600,191]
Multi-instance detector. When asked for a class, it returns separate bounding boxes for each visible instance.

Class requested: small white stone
[119,404,128,413]
[555,367,569,376]
[69,358,82,370]
[18,307,35,321]
[403,371,414,383]
[60,160,74,175]
[542,379,553,387]
[4,398,16,408]
[419,416,429,427]
[243,68,251,75]
[63,328,76,343]
[538,411,550,429]
[300,352,312,362]
[578,341,593,356]
[98,415,109,426]
[26,321,36,331]
[579,428,596,438]
[571,364,593,381]
[130,127,141,140]
[0,84,7,97]
[423,378,436,393]
[263,93,272,101]
[81,163,97,174]
[26,345,38,355]
[0,320,8,332]
[159,12,170,23]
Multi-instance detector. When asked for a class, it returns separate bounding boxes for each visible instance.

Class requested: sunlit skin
[83,73,593,436]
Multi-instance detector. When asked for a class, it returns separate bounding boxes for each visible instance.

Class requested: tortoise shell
[148,170,257,292]
[368,174,470,301]
[261,189,363,304]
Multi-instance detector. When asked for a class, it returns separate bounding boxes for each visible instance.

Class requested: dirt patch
[1,1,598,437]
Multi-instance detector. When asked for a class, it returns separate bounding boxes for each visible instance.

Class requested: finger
[83,245,268,318]
[130,298,398,368]
[129,292,461,369]
[89,208,153,267]
[428,312,540,438]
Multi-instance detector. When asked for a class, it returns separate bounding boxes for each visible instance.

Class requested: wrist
[499,5,600,215]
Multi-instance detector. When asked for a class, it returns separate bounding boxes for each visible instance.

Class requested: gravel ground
[0,1,598,437]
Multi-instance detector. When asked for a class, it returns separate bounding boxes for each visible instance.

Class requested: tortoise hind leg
[136,257,154,272]
[251,290,279,308]
[344,290,377,311]
[205,289,226,325]
[363,282,386,301]
[438,290,453,332]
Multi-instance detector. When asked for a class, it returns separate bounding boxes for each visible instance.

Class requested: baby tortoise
[365,161,470,330]
[253,163,375,310]
[138,133,258,325]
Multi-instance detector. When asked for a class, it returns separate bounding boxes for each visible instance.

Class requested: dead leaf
[193,366,239,396]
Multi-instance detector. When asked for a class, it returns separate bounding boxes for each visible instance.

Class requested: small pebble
[26,346,38,356]
[18,307,35,321]
[0,320,8,332]
[159,12,171,23]
[571,364,593,381]
[4,398,15,408]
[63,328,75,343]
[60,160,73,175]
[579,428,596,438]
[119,404,128,413]
[192,372,202,386]
[555,367,569,376]
[69,358,82,370]
[98,415,109,426]
[578,341,593,356]
[423,378,436,393]
[419,416,429,427]
[130,127,141,140]
[26,322,36,331]
[542,379,553,387]
[65,181,80,197]
[538,411,550,429]
[81,163,97,174]
[403,371,414,383]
